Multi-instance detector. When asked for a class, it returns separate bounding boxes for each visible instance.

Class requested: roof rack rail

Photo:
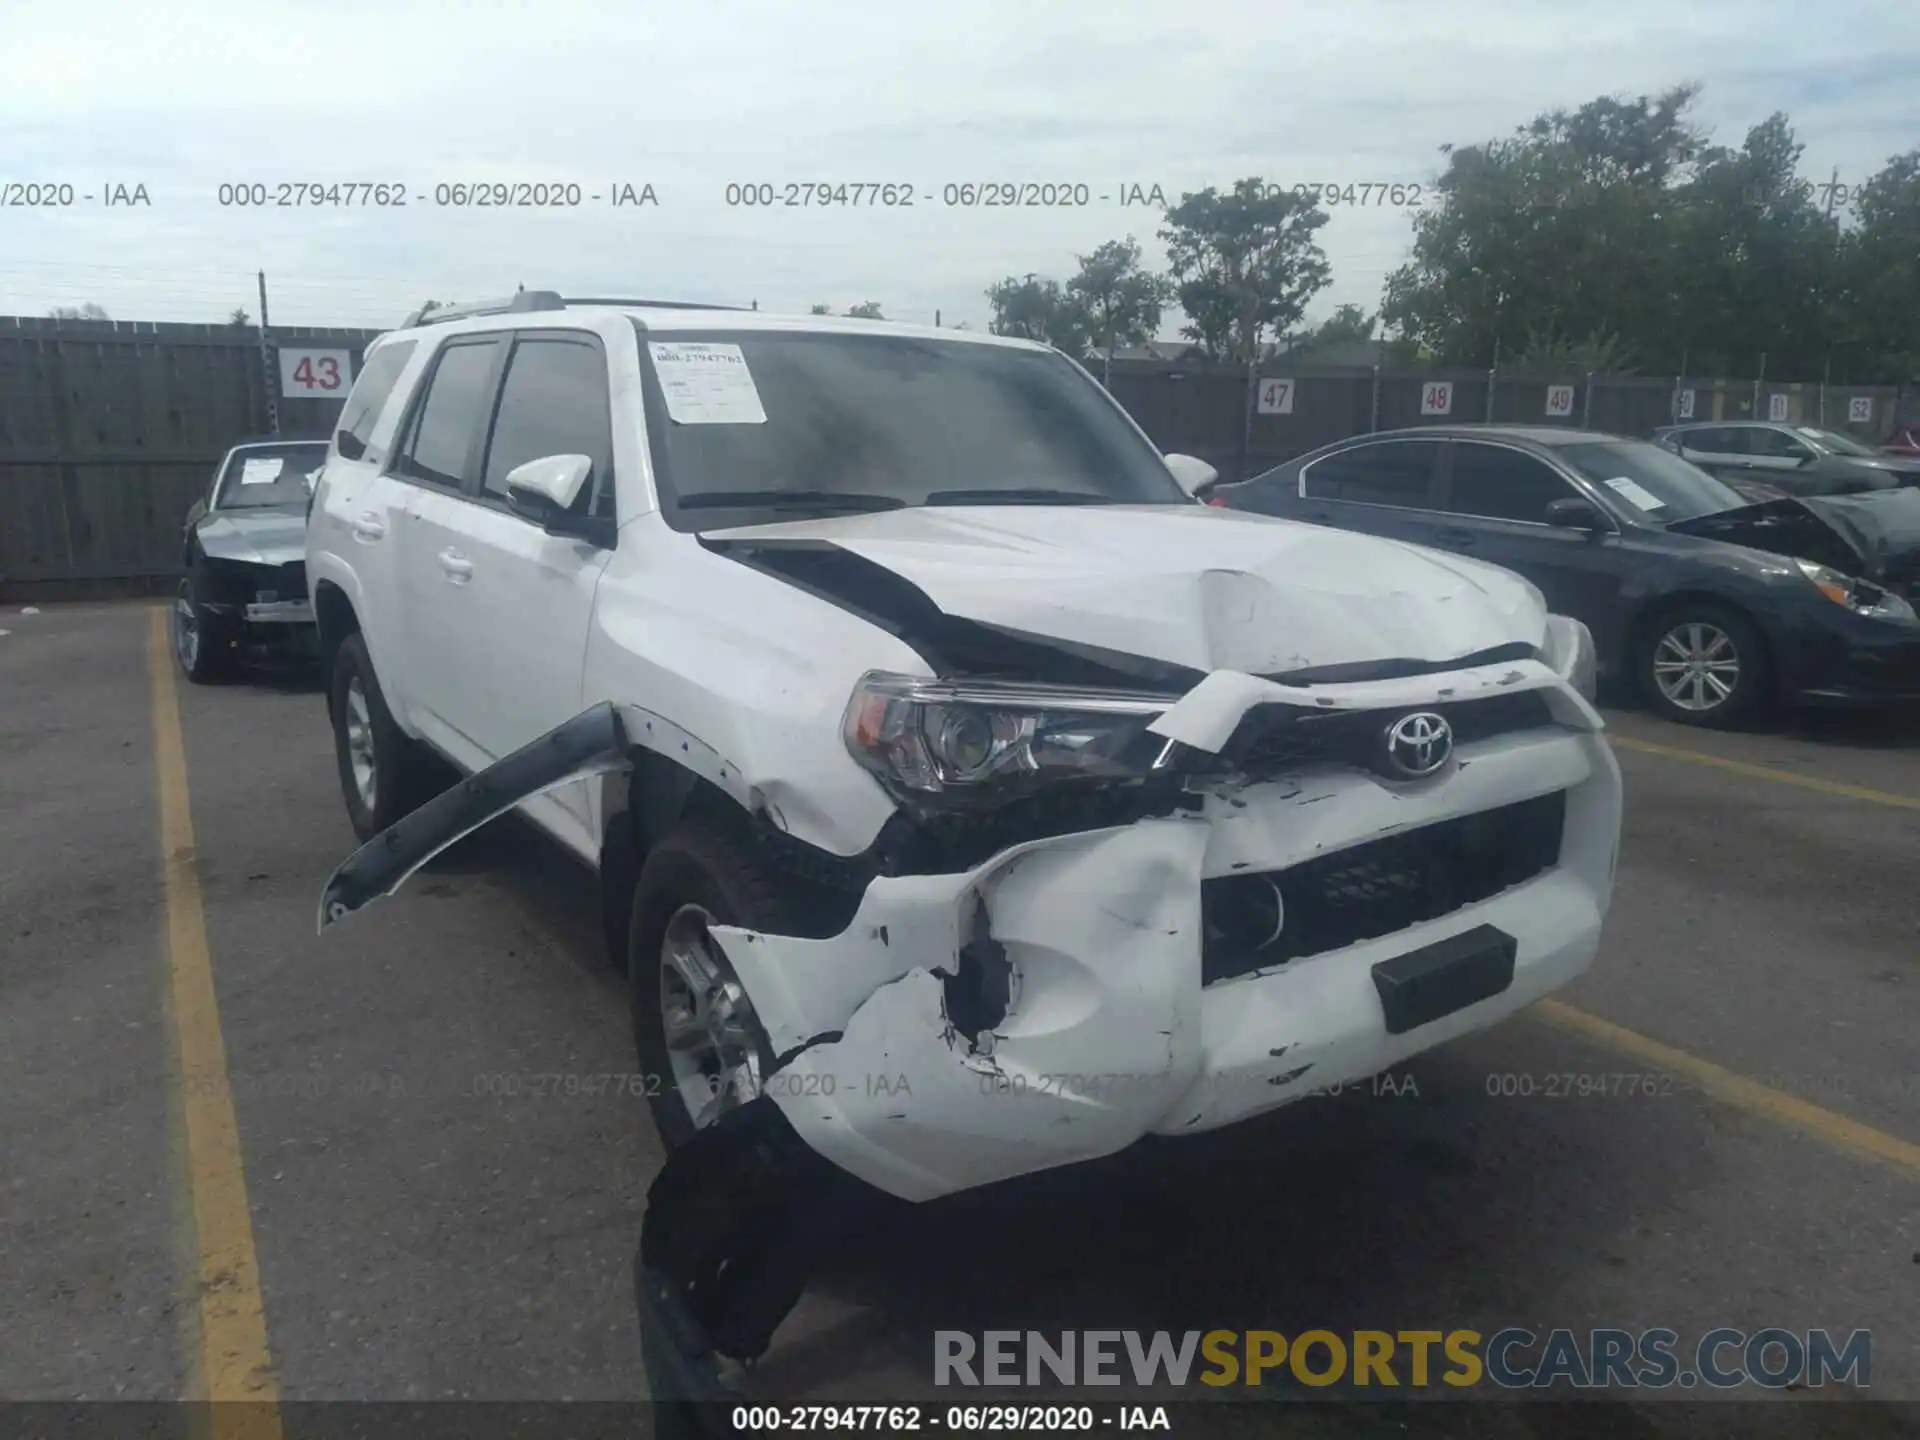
[559,296,747,311]
[400,290,565,328]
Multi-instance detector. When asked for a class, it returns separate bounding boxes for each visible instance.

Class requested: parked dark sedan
[1652,420,1920,496]
[175,436,329,682]
[1214,425,1920,727]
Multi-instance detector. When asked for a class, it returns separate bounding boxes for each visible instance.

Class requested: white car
[306,292,1621,1380]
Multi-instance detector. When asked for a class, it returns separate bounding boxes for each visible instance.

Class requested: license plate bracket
[1371,924,1516,1035]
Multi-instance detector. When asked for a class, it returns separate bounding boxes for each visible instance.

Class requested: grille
[257,561,307,603]
[1209,688,1558,781]
[1200,789,1566,986]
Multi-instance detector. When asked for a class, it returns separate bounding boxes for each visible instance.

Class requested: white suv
[307,292,1620,1367]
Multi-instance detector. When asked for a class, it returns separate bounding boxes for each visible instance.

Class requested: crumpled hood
[703,504,1547,674]
[1668,492,1920,583]
[196,508,309,566]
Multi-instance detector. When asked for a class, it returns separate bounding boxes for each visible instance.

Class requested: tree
[1158,179,1331,364]
[1297,303,1376,347]
[1510,324,1639,375]
[228,306,251,327]
[984,274,1090,355]
[1838,149,1920,381]
[1381,86,1709,370]
[845,301,885,320]
[1064,237,1171,383]
[50,303,110,320]
[809,303,832,314]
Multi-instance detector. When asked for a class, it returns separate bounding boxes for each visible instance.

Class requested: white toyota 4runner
[308,292,1621,1377]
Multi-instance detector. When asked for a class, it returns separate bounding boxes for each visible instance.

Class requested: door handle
[438,548,474,583]
[351,511,386,543]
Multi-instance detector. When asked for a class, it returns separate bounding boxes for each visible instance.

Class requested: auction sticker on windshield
[649,342,768,425]
[239,457,285,485]
[1601,476,1665,512]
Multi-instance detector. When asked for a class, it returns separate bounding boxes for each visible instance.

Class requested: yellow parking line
[1608,733,1920,810]
[1534,999,1920,1178]
[149,608,284,1432]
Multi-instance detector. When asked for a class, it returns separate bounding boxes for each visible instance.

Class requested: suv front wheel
[629,816,791,1150]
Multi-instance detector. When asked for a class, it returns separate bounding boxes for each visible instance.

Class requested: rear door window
[334,340,417,462]
[1299,440,1442,508]
[1679,427,1739,454]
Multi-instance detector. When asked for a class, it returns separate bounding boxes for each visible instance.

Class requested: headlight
[843,673,1178,805]
[1540,613,1597,701]
[1793,558,1917,622]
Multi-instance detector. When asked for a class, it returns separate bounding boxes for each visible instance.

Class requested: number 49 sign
[278,348,354,397]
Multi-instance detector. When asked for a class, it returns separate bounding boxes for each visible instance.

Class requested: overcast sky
[1,0,1915,333]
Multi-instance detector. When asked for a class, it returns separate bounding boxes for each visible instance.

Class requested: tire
[328,632,434,840]
[1636,603,1768,728]
[629,814,792,1152]
[172,575,235,684]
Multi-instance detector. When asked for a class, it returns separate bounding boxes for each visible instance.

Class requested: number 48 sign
[279,348,354,397]
[1420,381,1453,416]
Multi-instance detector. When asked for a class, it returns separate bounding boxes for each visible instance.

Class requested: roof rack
[401,290,564,328]
[400,292,749,328]
[560,296,747,311]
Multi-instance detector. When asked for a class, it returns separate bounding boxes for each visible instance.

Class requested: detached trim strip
[316,702,629,932]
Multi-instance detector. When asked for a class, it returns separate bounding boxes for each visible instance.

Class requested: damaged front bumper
[717,668,1621,1203]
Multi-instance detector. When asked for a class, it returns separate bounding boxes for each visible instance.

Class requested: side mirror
[184,498,208,530]
[504,454,614,546]
[1164,452,1219,498]
[1545,497,1610,534]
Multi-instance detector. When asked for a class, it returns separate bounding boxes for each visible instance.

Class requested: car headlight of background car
[844,673,1178,805]
[1540,613,1598,701]
[1793,558,1917,622]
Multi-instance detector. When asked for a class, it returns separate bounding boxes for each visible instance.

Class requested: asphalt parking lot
[2,600,1917,1434]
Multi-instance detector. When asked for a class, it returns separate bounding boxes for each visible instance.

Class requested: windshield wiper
[924,487,1120,506]
[676,489,906,512]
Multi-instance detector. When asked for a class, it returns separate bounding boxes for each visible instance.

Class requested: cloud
[0,0,1913,329]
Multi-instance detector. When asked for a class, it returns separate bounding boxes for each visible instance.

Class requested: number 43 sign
[278,348,354,397]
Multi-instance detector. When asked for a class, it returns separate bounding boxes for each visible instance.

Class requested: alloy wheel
[658,903,769,1129]
[1652,622,1740,713]
[343,676,379,811]
[173,588,200,672]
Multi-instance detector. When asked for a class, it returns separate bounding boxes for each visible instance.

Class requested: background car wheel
[1636,604,1767,728]
[328,632,434,840]
[173,576,233,684]
[629,815,792,1152]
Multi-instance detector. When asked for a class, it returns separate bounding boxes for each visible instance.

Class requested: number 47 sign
[278,348,354,397]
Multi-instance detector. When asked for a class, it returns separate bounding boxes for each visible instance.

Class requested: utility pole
[257,270,279,436]
[1753,352,1766,418]
[1486,334,1500,421]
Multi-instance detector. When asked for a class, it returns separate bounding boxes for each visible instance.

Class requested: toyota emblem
[1383,711,1454,778]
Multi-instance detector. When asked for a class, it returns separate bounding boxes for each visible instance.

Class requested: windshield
[1793,426,1880,458]
[213,443,329,510]
[1553,440,1748,523]
[634,327,1187,522]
